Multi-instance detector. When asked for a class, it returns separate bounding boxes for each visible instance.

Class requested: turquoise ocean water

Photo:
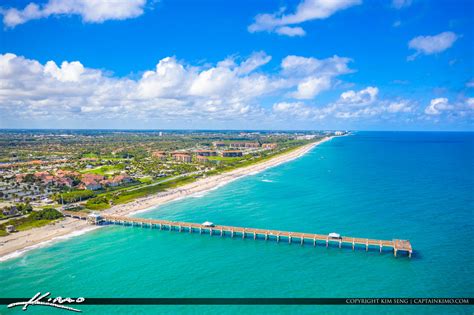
[1,132,473,314]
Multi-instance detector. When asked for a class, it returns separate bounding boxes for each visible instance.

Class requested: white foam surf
[0,225,100,262]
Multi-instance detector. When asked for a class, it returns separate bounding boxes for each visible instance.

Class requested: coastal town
[0,130,344,238]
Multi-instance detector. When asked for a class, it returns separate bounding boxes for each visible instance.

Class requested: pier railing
[63,211,413,258]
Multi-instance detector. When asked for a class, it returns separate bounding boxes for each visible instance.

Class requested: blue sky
[0,0,472,130]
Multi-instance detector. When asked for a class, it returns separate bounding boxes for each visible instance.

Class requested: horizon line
[0,128,473,133]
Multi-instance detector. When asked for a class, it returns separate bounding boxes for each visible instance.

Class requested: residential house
[104,174,133,187]
[56,170,80,178]
[212,142,226,148]
[80,174,104,190]
[262,143,278,150]
[152,151,168,160]
[196,156,209,163]
[54,176,73,187]
[15,174,26,183]
[244,142,260,148]
[2,206,17,216]
[34,172,55,185]
[172,153,192,163]
[220,150,243,157]
[195,150,217,157]
[229,142,260,149]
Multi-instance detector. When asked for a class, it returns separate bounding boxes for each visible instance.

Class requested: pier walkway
[63,211,413,258]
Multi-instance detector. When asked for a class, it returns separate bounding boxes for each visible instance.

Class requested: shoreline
[0,136,334,262]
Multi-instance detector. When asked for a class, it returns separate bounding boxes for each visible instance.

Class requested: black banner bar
[1,298,473,305]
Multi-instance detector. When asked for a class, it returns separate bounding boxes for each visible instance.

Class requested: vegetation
[16,202,33,214]
[96,175,197,205]
[57,190,95,203]
[1,202,33,216]
[29,207,63,220]
[0,207,63,235]
[80,164,125,175]
[85,196,110,210]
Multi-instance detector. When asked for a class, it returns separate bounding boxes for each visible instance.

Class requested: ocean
[1,132,473,314]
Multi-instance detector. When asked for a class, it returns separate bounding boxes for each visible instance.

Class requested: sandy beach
[0,137,333,261]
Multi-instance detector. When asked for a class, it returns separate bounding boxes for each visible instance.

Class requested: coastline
[0,136,333,262]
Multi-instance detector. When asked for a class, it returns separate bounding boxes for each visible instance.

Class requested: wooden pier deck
[63,211,413,258]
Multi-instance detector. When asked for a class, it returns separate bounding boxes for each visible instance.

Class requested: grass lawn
[16,219,56,231]
[207,156,243,162]
[85,203,110,210]
[109,175,198,205]
[80,164,125,175]
[138,177,153,184]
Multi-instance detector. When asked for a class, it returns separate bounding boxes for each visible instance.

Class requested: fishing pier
[64,211,413,258]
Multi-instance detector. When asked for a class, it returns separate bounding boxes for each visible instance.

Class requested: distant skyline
[1,0,473,131]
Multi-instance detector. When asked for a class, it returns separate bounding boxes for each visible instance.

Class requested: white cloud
[290,76,331,99]
[466,79,474,88]
[281,55,353,99]
[424,98,452,115]
[339,86,379,106]
[273,102,315,119]
[0,52,355,125]
[44,61,85,82]
[281,55,352,77]
[1,0,147,28]
[424,97,474,117]
[6,52,468,128]
[392,0,412,9]
[137,57,189,99]
[275,26,306,37]
[408,32,458,60]
[273,86,415,120]
[248,0,361,37]
[271,86,430,122]
[466,98,474,110]
[235,51,272,75]
[386,100,413,113]
[189,67,236,97]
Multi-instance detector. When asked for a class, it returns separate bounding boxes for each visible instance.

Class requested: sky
[0,0,473,131]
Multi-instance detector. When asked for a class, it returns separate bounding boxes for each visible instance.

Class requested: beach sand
[0,137,332,261]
